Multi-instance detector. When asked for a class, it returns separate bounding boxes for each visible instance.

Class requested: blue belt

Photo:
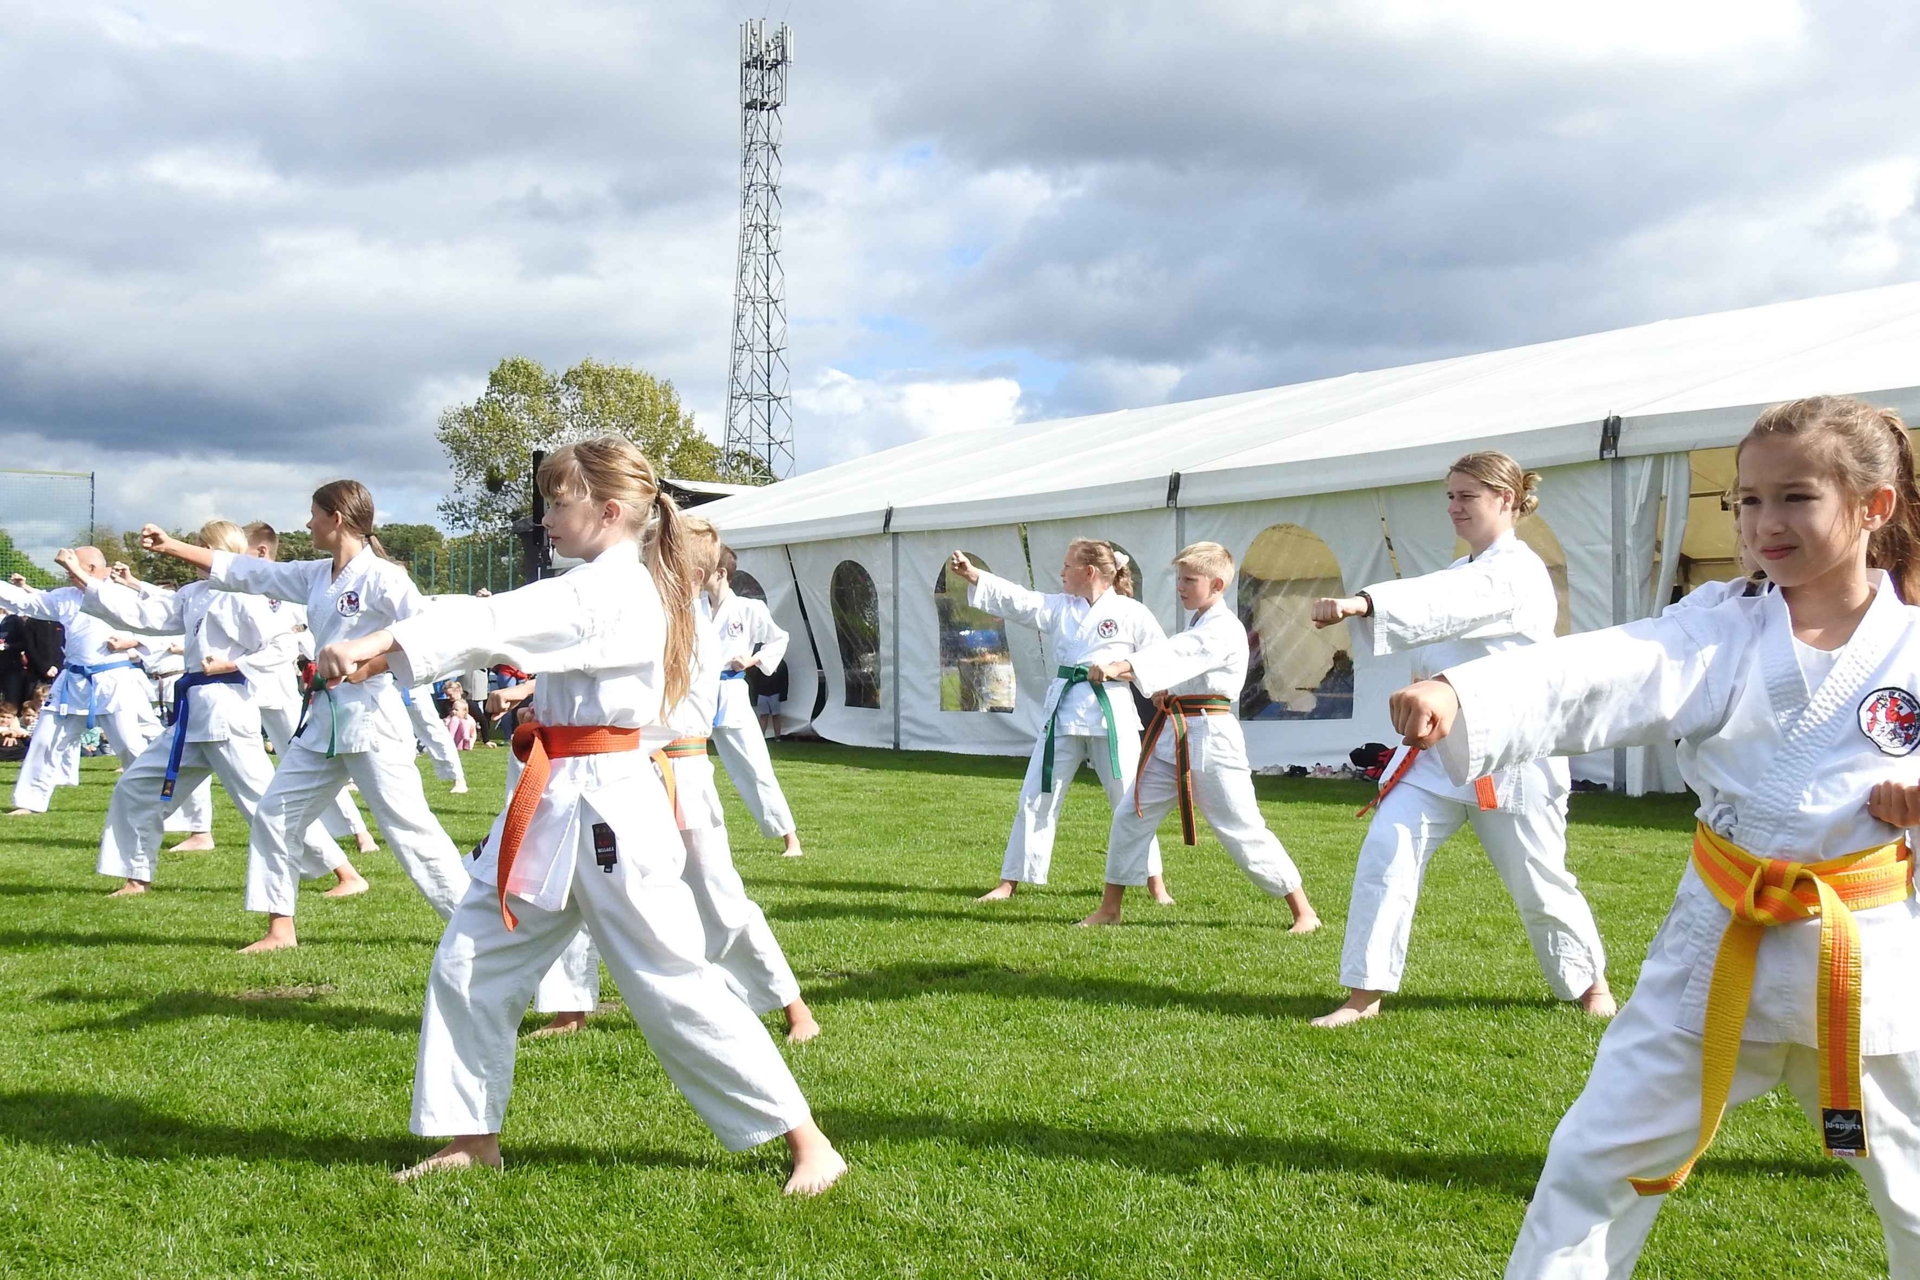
[61,659,136,729]
[719,669,748,680]
[161,671,248,799]
[401,684,413,707]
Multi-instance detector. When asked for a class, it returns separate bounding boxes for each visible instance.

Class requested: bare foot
[528,1011,588,1038]
[323,871,370,899]
[239,916,298,954]
[1579,980,1618,1019]
[976,880,1017,902]
[784,999,821,1044]
[449,782,468,795]
[170,831,215,852]
[394,1135,503,1183]
[107,879,150,897]
[1284,889,1320,934]
[1077,907,1123,927]
[1288,913,1322,935]
[1147,874,1175,906]
[781,832,804,859]
[1310,991,1383,1028]
[782,1121,846,1196]
[7,808,36,817]
[354,832,378,854]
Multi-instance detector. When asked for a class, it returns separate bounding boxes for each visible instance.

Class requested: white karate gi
[1435,571,1920,1278]
[708,588,796,838]
[246,600,369,843]
[206,547,468,921]
[132,628,213,834]
[967,571,1167,885]
[389,541,812,1150]
[1103,599,1304,897]
[83,578,345,887]
[404,683,466,786]
[0,580,159,811]
[1339,531,1607,1002]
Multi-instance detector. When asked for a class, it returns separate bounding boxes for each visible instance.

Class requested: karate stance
[1395,397,1920,1276]
[316,437,844,1194]
[706,547,803,856]
[1312,452,1613,1029]
[950,541,1173,903]
[1,547,159,815]
[140,481,470,952]
[534,515,820,1043]
[69,524,366,899]
[1082,542,1319,931]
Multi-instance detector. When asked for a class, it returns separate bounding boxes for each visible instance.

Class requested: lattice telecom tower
[724,18,795,482]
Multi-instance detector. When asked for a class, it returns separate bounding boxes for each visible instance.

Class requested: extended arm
[746,600,789,671]
[201,546,324,604]
[0,581,73,625]
[81,578,186,636]
[966,570,1057,632]
[1349,555,1531,656]
[1124,624,1232,696]
[329,578,597,688]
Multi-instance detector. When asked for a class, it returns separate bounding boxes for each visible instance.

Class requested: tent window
[936,554,1015,712]
[1238,524,1353,721]
[1452,517,1572,636]
[830,560,881,710]
[732,570,767,603]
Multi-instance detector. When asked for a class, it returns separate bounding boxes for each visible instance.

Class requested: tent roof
[703,280,1920,549]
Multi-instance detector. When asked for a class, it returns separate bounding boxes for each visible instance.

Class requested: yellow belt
[1631,822,1912,1196]
[649,736,709,831]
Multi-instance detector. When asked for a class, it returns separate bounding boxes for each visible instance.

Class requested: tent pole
[1169,471,1185,630]
[890,528,902,751]
[1603,415,1627,794]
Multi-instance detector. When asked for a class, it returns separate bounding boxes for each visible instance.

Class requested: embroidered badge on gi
[1097,618,1119,639]
[336,591,361,617]
[267,598,281,612]
[1858,687,1920,756]
[726,619,745,638]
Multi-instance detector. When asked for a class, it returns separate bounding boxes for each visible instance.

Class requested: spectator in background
[444,694,477,752]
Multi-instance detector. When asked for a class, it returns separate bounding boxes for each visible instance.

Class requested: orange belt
[649,736,709,830]
[1356,747,1499,818]
[1135,694,1233,845]
[498,722,642,929]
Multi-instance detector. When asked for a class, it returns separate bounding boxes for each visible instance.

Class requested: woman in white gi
[953,540,1173,904]
[1,547,160,816]
[1395,397,1920,1276]
[706,547,804,856]
[1309,452,1613,1028]
[315,437,845,1194]
[138,481,470,953]
[67,523,367,900]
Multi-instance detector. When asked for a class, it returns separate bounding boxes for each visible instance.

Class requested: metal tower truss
[725,19,795,482]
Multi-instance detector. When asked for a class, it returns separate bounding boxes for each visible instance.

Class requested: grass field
[0,742,1892,1277]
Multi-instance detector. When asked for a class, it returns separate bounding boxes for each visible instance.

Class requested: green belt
[296,672,340,759]
[1041,664,1122,791]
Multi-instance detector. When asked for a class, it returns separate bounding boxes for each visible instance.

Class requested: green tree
[0,530,59,587]
[436,356,721,534]
[276,530,315,561]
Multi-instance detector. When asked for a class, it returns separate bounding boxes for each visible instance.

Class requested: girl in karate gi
[1393,397,1920,1276]
[67,523,368,900]
[1082,542,1320,931]
[314,437,844,1194]
[1,547,161,816]
[953,540,1174,903]
[706,547,804,856]
[533,515,820,1043]
[139,482,470,953]
[1309,452,1613,1029]
[241,522,379,858]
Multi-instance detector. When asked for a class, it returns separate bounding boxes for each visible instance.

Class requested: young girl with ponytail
[1309,452,1614,1028]
[950,538,1173,903]
[315,437,843,1195]
[141,481,470,952]
[1392,399,1920,1273]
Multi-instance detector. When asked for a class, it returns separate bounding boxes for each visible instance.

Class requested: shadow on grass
[768,901,1255,930]
[40,986,419,1035]
[803,961,1558,1021]
[760,877,993,900]
[0,1089,705,1173]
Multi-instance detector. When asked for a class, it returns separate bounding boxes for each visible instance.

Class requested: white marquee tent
[700,280,1920,793]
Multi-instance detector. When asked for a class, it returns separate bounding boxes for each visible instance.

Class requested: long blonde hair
[538,437,696,707]
[1447,451,1541,517]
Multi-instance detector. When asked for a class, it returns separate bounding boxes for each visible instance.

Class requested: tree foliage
[0,530,59,588]
[436,356,721,534]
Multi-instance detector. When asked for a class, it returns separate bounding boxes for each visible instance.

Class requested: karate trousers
[414,860,811,1150]
[1507,946,1920,1277]
[1339,781,1605,1001]
[261,704,367,840]
[1103,727,1302,896]
[1002,731,1162,886]
[12,703,159,812]
[245,737,468,919]
[712,717,795,839]
[98,732,343,886]
[406,689,465,787]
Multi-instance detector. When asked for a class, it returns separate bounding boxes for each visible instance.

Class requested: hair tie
[1112,550,1130,570]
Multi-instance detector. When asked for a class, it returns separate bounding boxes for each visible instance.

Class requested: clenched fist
[1388,678,1460,749]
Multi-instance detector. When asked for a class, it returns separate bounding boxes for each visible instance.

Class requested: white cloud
[797,369,1023,468]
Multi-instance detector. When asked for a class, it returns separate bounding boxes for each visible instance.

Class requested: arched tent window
[732,570,767,602]
[1238,524,1354,721]
[935,554,1015,712]
[1458,519,1572,636]
[830,560,881,709]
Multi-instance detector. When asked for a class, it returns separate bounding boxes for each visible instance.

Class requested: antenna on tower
[724,19,794,483]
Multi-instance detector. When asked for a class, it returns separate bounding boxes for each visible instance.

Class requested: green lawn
[0,743,1890,1278]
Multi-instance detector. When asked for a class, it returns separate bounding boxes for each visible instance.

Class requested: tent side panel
[732,546,820,738]
[897,527,1042,757]
[787,536,893,749]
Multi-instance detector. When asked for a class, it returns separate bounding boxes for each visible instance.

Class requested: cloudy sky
[3,0,1918,545]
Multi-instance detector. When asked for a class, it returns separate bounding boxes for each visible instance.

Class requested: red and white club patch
[1097,618,1119,639]
[335,591,361,617]
[1859,687,1920,756]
